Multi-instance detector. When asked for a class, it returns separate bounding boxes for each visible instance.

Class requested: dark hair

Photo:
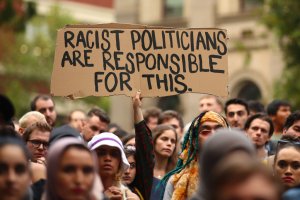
[248,100,265,114]
[266,99,290,116]
[108,123,128,139]
[87,107,110,124]
[0,127,30,161]
[49,124,80,146]
[244,113,274,137]
[158,110,184,130]
[23,122,52,142]
[152,124,178,173]
[122,134,135,146]
[281,134,300,142]
[0,94,15,124]
[225,98,249,115]
[143,107,162,123]
[283,110,300,130]
[30,94,54,111]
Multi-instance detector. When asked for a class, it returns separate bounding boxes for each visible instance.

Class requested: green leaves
[263,0,300,107]
[1,5,110,117]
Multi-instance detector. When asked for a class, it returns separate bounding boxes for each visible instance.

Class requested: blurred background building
[0,0,286,131]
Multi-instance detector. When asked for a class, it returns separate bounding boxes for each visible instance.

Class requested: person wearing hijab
[43,137,103,200]
[190,129,282,200]
[162,111,228,200]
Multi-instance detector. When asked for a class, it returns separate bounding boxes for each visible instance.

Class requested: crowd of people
[0,92,300,200]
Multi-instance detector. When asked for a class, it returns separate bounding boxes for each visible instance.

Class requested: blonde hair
[19,111,46,129]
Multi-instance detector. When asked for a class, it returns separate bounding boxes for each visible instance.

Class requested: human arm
[133,90,144,124]
[131,91,155,200]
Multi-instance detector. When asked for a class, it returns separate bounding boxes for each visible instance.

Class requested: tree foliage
[1,4,110,117]
[262,0,300,107]
[3,5,76,81]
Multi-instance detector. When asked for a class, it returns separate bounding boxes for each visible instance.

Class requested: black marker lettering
[156,74,168,91]
[142,74,155,89]
[61,51,72,67]
[102,52,115,70]
[84,50,94,67]
[209,55,224,73]
[101,30,110,51]
[217,31,227,55]
[105,72,118,92]
[125,53,135,73]
[94,72,104,92]
[145,54,156,70]
[170,54,180,74]
[64,31,75,48]
[73,50,84,67]
[86,30,94,48]
[175,74,187,94]
[114,51,125,70]
[111,30,124,51]
[141,30,152,51]
[205,32,217,50]
[165,30,175,48]
[76,31,86,48]
[196,32,206,50]
[188,54,198,73]
[130,30,141,50]
[119,72,132,91]
[199,54,209,72]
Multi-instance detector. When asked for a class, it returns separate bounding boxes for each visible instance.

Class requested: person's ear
[19,127,24,135]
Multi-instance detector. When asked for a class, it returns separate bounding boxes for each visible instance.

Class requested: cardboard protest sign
[51,23,228,98]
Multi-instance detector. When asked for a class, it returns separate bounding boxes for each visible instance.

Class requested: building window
[164,0,183,18]
[237,81,262,100]
[240,0,262,12]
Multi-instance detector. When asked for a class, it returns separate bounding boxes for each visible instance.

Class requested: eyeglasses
[28,140,49,150]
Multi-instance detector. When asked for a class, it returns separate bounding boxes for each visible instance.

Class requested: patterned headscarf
[160,111,228,200]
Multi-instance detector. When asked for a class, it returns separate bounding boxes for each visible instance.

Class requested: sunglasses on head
[276,139,300,152]
[124,145,136,151]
